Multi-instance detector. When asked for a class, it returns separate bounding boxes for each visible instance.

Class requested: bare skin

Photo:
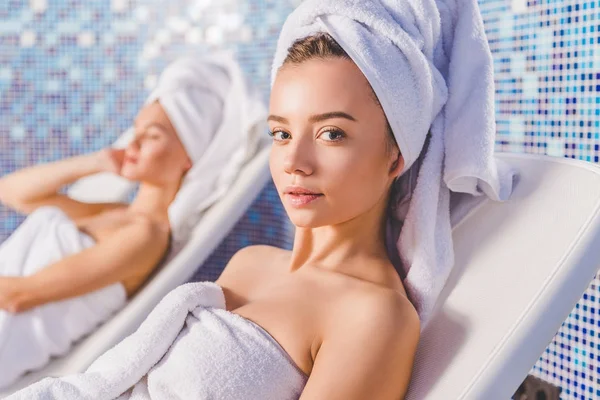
[0,101,192,312]
[216,57,421,399]
[215,245,411,376]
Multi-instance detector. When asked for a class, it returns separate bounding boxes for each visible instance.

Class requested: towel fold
[271,0,518,331]
[6,281,308,400]
[0,206,126,389]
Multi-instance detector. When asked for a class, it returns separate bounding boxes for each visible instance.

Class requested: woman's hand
[96,148,126,175]
[0,276,35,313]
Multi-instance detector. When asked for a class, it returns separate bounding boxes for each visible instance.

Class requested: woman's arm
[0,149,125,219]
[0,217,169,313]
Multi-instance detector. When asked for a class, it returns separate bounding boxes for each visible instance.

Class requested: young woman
[0,53,259,389]
[214,33,421,399]
[0,100,189,313]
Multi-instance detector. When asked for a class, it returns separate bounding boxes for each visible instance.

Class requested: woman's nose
[283,137,314,176]
[128,137,141,151]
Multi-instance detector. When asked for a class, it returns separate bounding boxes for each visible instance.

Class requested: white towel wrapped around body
[7,281,309,400]
[270,0,519,331]
[0,206,127,389]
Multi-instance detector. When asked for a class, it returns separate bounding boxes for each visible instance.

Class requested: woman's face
[268,57,403,228]
[121,101,192,185]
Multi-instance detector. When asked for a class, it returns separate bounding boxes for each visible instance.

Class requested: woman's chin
[119,167,139,181]
[287,213,327,229]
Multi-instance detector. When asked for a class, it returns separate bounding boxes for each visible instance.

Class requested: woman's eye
[269,130,291,141]
[146,130,164,140]
[320,129,345,142]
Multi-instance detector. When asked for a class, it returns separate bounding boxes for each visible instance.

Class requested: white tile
[78,32,95,47]
[155,29,172,46]
[185,27,204,44]
[103,66,116,83]
[510,52,527,74]
[190,0,213,22]
[30,0,47,14]
[511,0,528,14]
[134,6,150,23]
[45,80,60,92]
[546,137,565,157]
[508,116,526,144]
[205,25,223,45]
[20,30,36,47]
[167,17,190,34]
[0,68,12,82]
[10,125,25,140]
[69,126,83,141]
[142,43,160,60]
[239,25,252,43]
[70,67,82,81]
[111,0,129,13]
[144,74,158,91]
[217,13,243,31]
[522,73,539,100]
[498,13,514,38]
[44,32,58,46]
[103,33,115,45]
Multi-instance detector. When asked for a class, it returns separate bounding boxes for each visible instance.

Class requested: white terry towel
[148,52,269,243]
[7,281,309,400]
[0,206,126,389]
[72,51,269,244]
[270,0,519,331]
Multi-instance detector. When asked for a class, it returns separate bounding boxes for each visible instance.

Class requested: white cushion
[406,152,600,399]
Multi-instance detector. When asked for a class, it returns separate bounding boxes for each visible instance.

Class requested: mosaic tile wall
[0,0,598,398]
[480,1,600,398]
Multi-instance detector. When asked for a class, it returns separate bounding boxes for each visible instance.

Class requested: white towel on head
[271,0,519,331]
[148,52,268,243]
[144,55,231,165]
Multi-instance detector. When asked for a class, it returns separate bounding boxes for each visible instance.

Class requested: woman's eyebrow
[267,111,357,124]
[133,121,170,133]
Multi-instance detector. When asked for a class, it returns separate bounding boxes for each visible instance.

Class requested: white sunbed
[406,152,600,399]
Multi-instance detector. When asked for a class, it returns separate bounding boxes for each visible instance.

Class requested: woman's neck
[288,198,390,274]
[127,178,182,222]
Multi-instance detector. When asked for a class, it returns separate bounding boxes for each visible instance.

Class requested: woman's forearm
[17,220,165,311]
[0,152,103,209]
[16,252,126,311]
[18,255,122,311]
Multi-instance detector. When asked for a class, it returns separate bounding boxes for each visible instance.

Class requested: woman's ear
[389,151,404,178]
[183,156,192,173]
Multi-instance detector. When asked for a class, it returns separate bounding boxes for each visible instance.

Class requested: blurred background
[0,0,597,397]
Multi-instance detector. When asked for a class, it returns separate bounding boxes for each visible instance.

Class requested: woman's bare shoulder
[232,244,289,260]
[215,245,289,286]
[308,281,420,399]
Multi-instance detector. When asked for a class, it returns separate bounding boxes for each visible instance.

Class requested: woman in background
[0,54,243,389]
[0,100,189,313]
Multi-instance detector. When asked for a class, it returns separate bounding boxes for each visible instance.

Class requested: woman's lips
[285,193,323,207]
